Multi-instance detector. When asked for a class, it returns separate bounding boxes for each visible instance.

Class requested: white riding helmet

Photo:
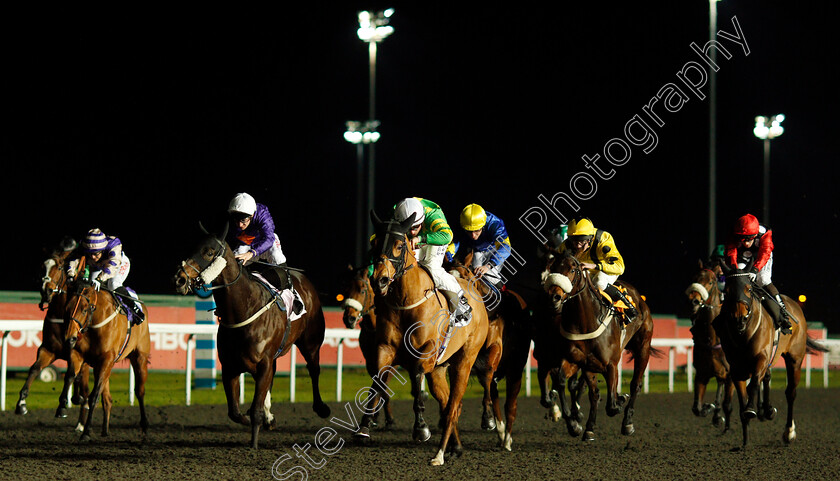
[228,193,257,216]
[394,197,425,227]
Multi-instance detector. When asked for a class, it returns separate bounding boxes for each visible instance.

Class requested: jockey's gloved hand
[748,265,758,282]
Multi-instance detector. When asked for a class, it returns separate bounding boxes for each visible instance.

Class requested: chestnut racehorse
[685,263,733,430]
[64,279,150,441]
[715,263,828,447]
[541,250,655,441]
[16,246,90,423]
[173,227,330,448]
[356,212,489,466]
[448,250,533,451]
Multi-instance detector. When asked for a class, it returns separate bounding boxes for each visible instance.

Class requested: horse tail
[625,346,666,361]
[806,337,830,355]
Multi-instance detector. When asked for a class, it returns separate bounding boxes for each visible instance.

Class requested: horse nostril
[553,294,562,303]
[377,277,389,289]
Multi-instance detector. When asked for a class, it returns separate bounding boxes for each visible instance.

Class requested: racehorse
[63,279,150,441]
[448,250,533,451]
[715,262,828,447]
[685,263,733,430]
[356,212,490,466]
[541,250,655,441]
[16,244,91,427]
[173,226,330,448]
[339,264,395,428]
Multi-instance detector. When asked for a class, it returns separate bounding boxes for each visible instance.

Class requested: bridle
[543,253,589,308]
[371,224,415,288]
[342,270,374,326]
[40,258,66,308]
[67,281,99,335]
[178,236,243,293]
[723,272,760,335]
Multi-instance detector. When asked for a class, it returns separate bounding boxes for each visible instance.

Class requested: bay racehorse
[541,250,655,441]
[715,263,828,447]
[356,212,490,466]
[339,264,395,428]
[448,250,533,451]
[64,279,150,441]
[685,262,733,430]
[16,245,90,422]
[173,226,330,448]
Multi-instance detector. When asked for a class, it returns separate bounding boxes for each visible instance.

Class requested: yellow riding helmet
[460,204,487,231]
[567,218,595,237]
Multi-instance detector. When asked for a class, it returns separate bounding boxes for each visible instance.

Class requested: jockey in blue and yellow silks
[447,204,512,288]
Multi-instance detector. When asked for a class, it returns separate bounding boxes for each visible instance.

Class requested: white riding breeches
[591,269,618,291]
[471,250,505,286]
[737,253,773,287]
[416,244,462,294]
[235,233,287,266]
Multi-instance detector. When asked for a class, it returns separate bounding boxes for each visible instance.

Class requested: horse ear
[199,221,209,235]
[718,259,732,275]
[220,221,229,241]
[399,213,416,231]
[347,264,354,271]
[697,258,704,269]
[370,210,383,229]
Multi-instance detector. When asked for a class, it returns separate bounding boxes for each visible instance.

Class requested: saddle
[598,285,636,326]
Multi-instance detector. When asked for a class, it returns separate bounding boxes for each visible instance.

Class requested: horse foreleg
[555,367,582,437]
[81,358,115,442]
[100,378,112,437]
[222,369,250,426]
[479,349,500,431]
[621,344,651,436]
[248,361,274,448]
[430,360,470,466]
[537,365,561,422]
[356,346,397,439]
[297,341,331,419]
[733,379,751,448]
[582,372,600,442]
[130,350,150,434]
[410,370,432,443]
[722,376,735,433]
[16,346,57,415]
[604,363,624,417]
[56,350,84,419]
[760,373,777,420]
[692,375,709,417]
[782,355,801,444]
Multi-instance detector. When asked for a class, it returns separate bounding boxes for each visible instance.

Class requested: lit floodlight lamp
[357,9,395,43]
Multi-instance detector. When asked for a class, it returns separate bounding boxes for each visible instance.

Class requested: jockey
[393,197,472,327]
[67,228,144,324]
[724,213,791,334]
[558,218,637,320]
[447,203,511,288]
[227,192,302,314]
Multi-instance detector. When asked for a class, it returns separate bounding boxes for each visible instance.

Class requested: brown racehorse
[448,250,533,451]
[685,263,733,430]
[16,246,90,423]
[715,263,828,447]
[64,279,150,441]
[356,212,489,466]
[339,264,395,428]
[173,227,330,448]
[541,250,655,441]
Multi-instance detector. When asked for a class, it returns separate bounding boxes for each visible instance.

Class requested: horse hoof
[413,426,432,443]
[583,431,596,442]
[503,434,513,452]
[481,414,497,431]
[783,423,797,444]
[567,421,583,438]
[71,394,85,405]
[743,409,757,420]
[713,415,725,428]
[55,407,68,418]
[313,403,331,419]
[15,404,28,416]
[622,423,635,436]
[764,407,777,421]
[617,394,629,406]
[354,427,371,440]
[429,449,445,466]
[79,433,92,443]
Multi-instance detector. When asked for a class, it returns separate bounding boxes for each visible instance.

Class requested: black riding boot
[761,283,792,334]
[603,284,638,321]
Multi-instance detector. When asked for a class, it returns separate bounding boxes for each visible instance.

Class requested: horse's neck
[215,257,267,316]
[567,281,605,328]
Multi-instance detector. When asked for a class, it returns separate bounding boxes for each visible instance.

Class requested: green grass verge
[5,367,840,412]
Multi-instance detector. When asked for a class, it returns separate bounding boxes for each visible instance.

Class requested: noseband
[68,283,98,334]
[178,237,242,292]
[372,227,413,285]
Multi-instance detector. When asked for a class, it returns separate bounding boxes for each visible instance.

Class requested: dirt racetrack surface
[2,389,839,480]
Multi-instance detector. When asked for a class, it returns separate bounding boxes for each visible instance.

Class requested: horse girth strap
[90,309,120,329]
[387,289,436,311]
[558,311,616,341]
[220,298,276,329]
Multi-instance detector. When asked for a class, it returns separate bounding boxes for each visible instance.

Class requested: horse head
[340,265,374,329]
[368,210,418,296]
[720,262,758,335]
[541,250,584,312]
[64,279,98,349]
[174,222,231,295]
[685,261,719,316]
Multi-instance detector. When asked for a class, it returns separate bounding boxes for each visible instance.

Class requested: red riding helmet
[734,214,759,237]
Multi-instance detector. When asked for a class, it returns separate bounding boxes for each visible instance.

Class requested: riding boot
[443,289,472,327]
[603,284,638,321]
[762,284,792,334]
[132,300,145,325]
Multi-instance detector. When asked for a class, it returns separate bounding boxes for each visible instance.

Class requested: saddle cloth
[251,272,306,322]
[599,285,636,325]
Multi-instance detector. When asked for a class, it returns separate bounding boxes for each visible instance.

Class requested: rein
[550,256,616,341]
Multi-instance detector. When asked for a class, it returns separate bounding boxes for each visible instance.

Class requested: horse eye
[201,247,215,259]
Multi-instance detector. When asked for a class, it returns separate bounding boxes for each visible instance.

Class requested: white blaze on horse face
[198,256,227,284]
[42,259,56,288]
[544,273,573,294]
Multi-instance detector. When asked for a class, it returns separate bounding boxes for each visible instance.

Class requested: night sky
[3,3,838,332]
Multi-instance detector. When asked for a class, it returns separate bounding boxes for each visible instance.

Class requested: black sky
[3,2,838,332]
